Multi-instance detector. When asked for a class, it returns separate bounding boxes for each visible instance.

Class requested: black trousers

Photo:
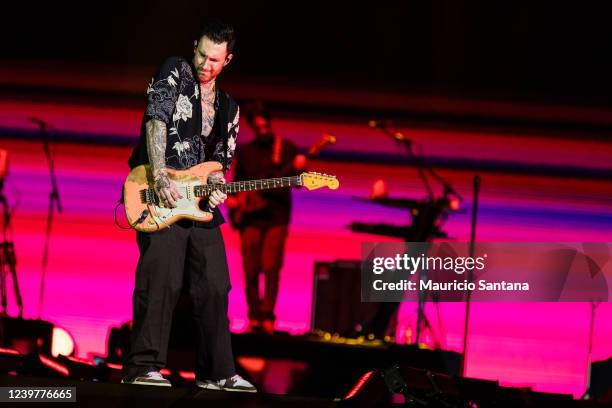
[122,223,235,381]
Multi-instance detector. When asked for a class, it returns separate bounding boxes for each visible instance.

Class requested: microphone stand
[35,119,62,319]
[461,175,481,376]
[376,123,461,346]
[378,127,434,200]
[581,301,600,400]
[378,125,463,202]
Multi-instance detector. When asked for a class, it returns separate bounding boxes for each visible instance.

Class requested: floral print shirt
[131,56,239,171]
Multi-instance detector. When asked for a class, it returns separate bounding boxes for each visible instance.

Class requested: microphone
[369,120,410,143]
[391,131,409,143]
[368,119,389,129]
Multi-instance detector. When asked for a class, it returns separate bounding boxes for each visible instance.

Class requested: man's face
[251,115,272,138]
[192,36,233,83]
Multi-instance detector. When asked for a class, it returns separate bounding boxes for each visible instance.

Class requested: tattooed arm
[146,119,182,208]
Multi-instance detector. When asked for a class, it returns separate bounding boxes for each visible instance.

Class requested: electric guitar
[228,134,336,228]
[123,161,339,233]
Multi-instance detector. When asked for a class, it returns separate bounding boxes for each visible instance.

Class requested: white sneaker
[196,379,222,391]
[196,374,257,393]
[122,371,171,387]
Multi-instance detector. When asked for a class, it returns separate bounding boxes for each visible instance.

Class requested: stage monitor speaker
[311,260,379,336]
[0,317,53,356]
[106,321,131,364]
[591,357,612,402]
[342,365,580,408]
[0,347,24,373]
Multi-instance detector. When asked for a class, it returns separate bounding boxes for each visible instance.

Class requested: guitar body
[123,161,224,233]
[229,190,267,229]
[124,161,338,233]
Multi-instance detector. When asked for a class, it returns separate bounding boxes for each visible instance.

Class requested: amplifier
[310,260,379,336]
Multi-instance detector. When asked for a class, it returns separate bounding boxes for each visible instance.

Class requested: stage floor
[0,375,337,408]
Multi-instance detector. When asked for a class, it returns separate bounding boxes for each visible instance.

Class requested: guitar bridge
[140,188,158,205]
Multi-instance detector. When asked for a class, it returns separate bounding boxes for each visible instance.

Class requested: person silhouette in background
[227,102,306,334]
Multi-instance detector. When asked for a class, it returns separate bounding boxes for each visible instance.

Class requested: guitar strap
[272,134,282,165]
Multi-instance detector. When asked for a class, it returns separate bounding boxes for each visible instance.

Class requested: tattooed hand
[207,170,225,184]
[153,170,182,208]
[207,171,227,209]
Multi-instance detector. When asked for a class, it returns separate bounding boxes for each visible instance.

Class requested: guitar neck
[194,176,302,197]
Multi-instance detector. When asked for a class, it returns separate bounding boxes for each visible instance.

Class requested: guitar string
[144,173,336,199]
[195,176,303,197]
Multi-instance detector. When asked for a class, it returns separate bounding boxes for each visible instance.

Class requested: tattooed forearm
[146,119,167,173]
[145,119,169,191]
[207,170,224,184]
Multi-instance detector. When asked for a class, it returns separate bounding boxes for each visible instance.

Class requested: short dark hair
[243,101,272,126]
[196,19,236,54]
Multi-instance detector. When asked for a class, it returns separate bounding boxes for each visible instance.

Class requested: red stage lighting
[344,370,376,400]
[39,354,69,377]
[370,179,388,199]
[448,197,461,211]
[0,149,7,180]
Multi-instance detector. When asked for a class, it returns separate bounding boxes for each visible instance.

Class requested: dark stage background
[4,1,612,108]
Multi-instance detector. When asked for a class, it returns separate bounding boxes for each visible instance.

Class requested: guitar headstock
[300,172,340,190]
[308,133,337,156]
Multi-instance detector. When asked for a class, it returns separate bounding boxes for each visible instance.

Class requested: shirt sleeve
[144,57,181,125]
[226,106,240,168]
[211,106,240,171]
